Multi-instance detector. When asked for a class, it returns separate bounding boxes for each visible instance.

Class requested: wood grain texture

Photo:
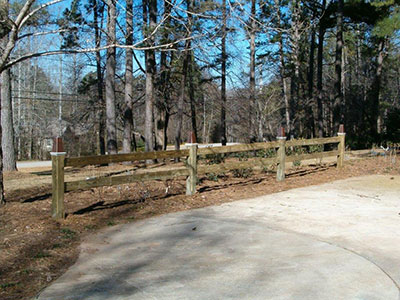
[51,154,65,219]
[285,137,340,147]
[65,149,189,167]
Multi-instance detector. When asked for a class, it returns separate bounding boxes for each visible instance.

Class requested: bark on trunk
[333,0,344,133]
[0,68,5,203]
[249,0,256,142]
[290,0,301,137]
[105,0,117,154]
[175,47,190,150]
[275,0,291,135]
[155,0,172,150]
[144,0,157,153]
[175,0,192,150]
[220,0,227,145]
[94,0,106,155]
[1,68,16,171]
[316,0,325,138]
[372,38,386,139]
[188,51,197,142]
[123,0,134,153]
[308,21,316,138]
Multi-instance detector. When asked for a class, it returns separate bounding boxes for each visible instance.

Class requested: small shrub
[205,154,225,165]
[286,145,305,156]
[257,148,276,158]
[34,251,51,259]
[206,172,226,181]
[293,160,301,167]
[234,152,250,161]
[51,243,62,249]
[309,144,323,153]
[0,282,19,290]
[261,165,274,174]
[60,228,76,239]
[107,221,116,226]
[206,173,219,182]
[232,168,253,178]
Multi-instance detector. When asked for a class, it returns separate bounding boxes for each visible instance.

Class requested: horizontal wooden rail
[285,150,339,163]
[197,141,279,156]
[65,167,190,192]
[51,132,346,219]
[198,157,277,174]
[65,149,189,167]
[285,137,340,147]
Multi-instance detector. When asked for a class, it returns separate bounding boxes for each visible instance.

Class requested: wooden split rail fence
[51,132,345,219]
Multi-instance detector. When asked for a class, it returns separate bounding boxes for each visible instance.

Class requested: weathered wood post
[51,137,66,219]
[337,124,346,168]
[186,132,198,195]
[276,127,287,182]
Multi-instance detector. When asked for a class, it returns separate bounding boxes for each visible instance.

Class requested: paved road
[37,175,400,300]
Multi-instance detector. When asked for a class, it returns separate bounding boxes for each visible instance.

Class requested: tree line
[0,0,400,204]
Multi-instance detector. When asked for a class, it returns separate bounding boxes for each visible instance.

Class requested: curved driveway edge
[36,175,400,300]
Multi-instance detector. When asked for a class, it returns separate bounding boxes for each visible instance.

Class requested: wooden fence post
[276,127,287,182]
[51,138,66,219]
[337,124,346,168]
[186,143,198,195]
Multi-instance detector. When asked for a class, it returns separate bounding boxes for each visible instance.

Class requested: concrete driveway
[36,175,400,300]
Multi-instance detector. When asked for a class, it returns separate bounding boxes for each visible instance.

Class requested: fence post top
[337,132,346,136]
[52,137,65,153]
[338,124,345,134]
[277,126,286,138]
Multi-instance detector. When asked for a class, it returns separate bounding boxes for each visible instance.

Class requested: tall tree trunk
[275,0,291,135]
[93,0,106,155]
[175,0,192,150]
[220,0,227,145]
[249,0,256,142]
[0,19,7,203]
[106,0,117,154]
[0,72,4,204]
[123,0,134,153]
[155,0,172,150]
[188,51,198,142]
[175,51,189,150]
[144,0,156,153]
[372,38,386,139]
[308,20,316,138]
[333,0,344,133]
[1,1,16,171]
[316,0,325,138]
[1,67,15,171]
[290,0,301,137]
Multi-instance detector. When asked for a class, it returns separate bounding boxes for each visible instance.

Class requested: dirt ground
[0,155,399,300]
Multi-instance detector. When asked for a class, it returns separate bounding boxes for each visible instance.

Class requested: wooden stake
[51,152,66,219]
[337,133,346,168]
[186,143,198,195]
[276,137,286,181]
